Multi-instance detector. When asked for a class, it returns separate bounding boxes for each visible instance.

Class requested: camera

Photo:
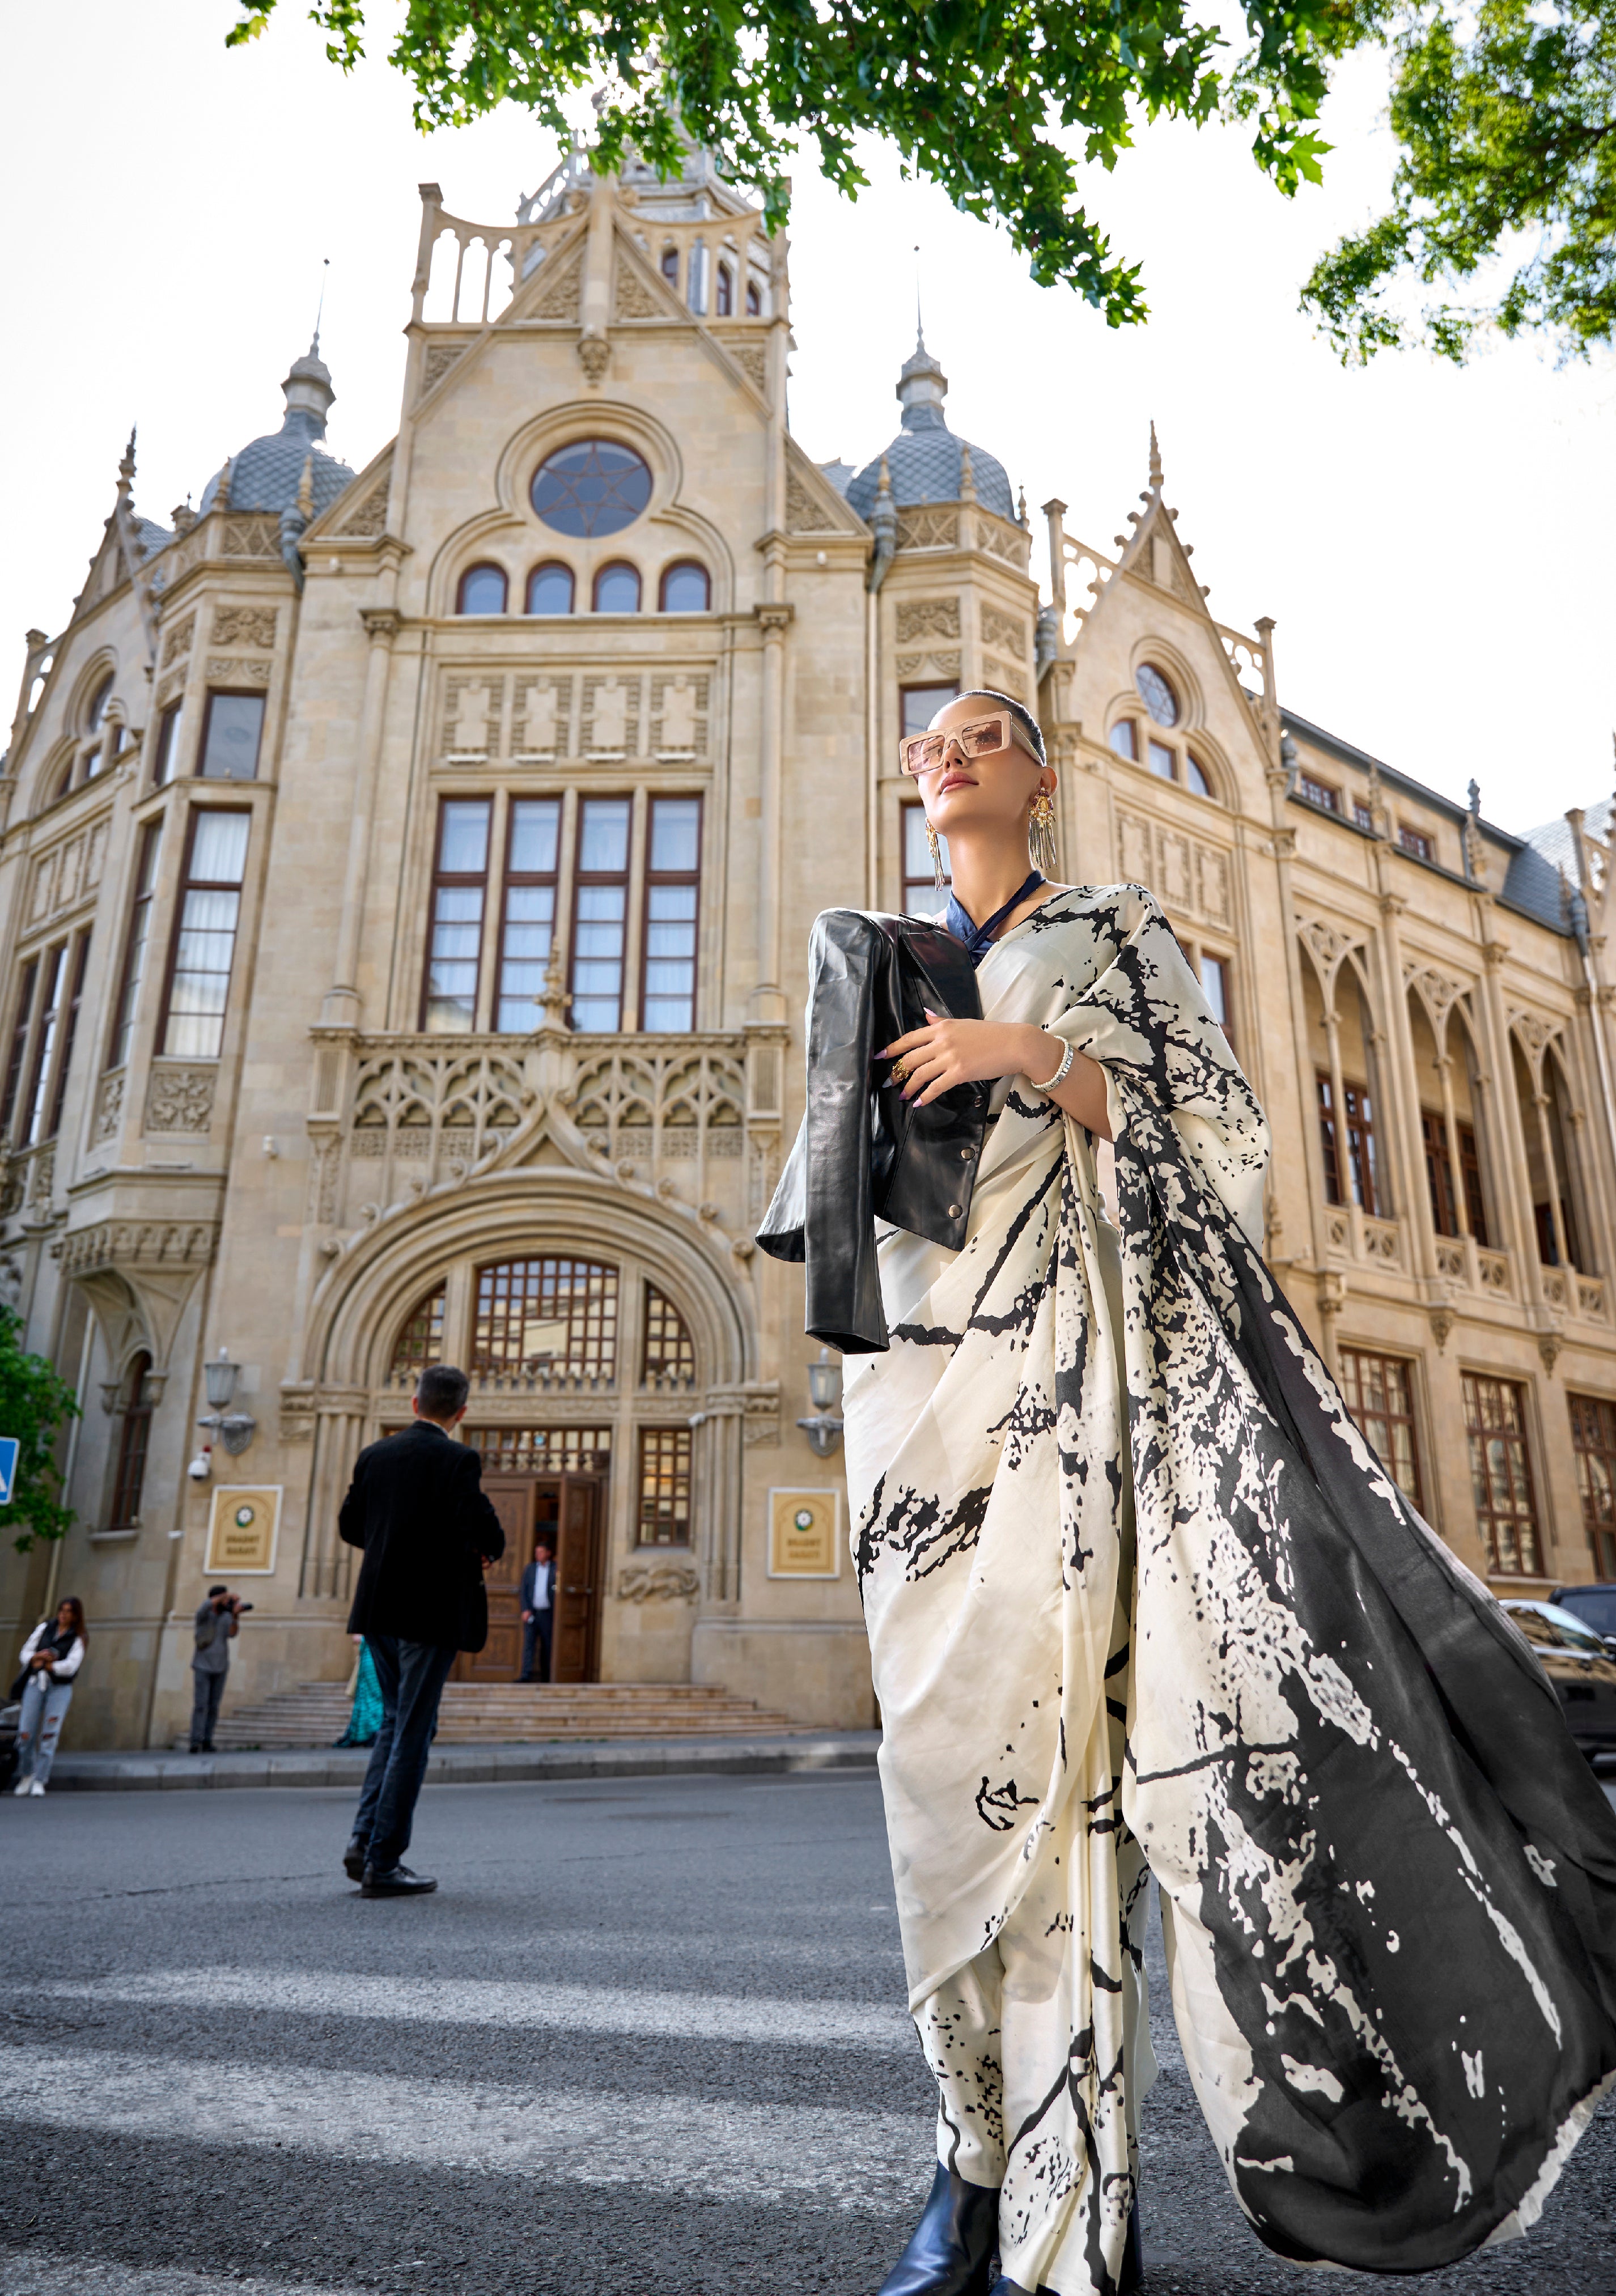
[234,1601,255,1614]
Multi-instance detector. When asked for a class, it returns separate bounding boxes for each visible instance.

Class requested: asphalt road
[0,1771,1613,2296]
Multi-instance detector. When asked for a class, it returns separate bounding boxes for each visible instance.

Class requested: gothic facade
[4,148,1613,1749]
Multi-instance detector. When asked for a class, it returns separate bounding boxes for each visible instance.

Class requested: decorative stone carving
[220,516,281,561]
[982,607,1028,656]
[895,508,957,551]
[581,674,641,758]
[211,606,277,650]
[983,656,1027,700]
[511,674,572,759]
[785,473,837,533]
[145,1065,216,1134]
[614,267,660,320]
[534,254,583,321]
[442,673,506,758]
[205,654,271,687]
[56,1220,217,1277]
[728,342,767,393]
[617,1560,701,1603]
[421,343,466,394]
[576,336,611,383]
[1115,810,1232,930]
[335,482,389,537]
[160,612,195,667]
[649,674,709,757]
[91,1071,124,1146]
[30,820,109,926]
[896,598,961,643]
[975,515,1025,564]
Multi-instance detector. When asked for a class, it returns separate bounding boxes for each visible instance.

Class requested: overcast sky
[5,2,1611,834]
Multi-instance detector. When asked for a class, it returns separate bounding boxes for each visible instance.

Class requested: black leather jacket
[756,908,991,1353]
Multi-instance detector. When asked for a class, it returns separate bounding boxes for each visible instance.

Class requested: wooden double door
[453,1474,604,1683]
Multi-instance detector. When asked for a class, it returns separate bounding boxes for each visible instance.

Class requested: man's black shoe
[877,2162,999,2296]
[342,1837,369,1882]
[360,1861,438,1898]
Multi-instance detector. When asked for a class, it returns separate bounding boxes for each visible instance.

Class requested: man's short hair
[417,1363,471,1420]
[535,1535,556,1552]
[208,1585,228,1598]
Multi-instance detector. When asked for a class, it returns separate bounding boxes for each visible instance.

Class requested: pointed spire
[896,330,948,431]
[117,426,137,498]
[1148,421,1163,493]
[958,442,977,504]
[1017,485,1029,530]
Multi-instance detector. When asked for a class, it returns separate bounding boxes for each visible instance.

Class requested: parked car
[1501,1599,1616,1759]
[1549,1582,1616,1654]
[0,1699,18,1790]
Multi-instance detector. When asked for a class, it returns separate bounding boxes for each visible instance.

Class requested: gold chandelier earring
[926,818,947,890]
[1029,788,1058,878]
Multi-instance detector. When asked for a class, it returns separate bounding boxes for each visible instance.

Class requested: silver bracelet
[1029,1037,1075,1093]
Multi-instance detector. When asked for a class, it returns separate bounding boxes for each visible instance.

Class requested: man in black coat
[338,1364,504,1896]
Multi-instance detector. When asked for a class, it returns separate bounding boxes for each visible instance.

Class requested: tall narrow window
[1463,1372,1541,1576]
[637,1426,693,1545]
[1338,1348,1423,1508]
[745,279,761,316]
[23,943,67,1145]
[1108,721,1138,762]
[1199,953,1231,1041]
[1185,754,1212,797]
[570,798,631,1030]
[1317,1074,1379,1215]
[1570,1391,1616,1578]
[901,684,959,739]
[1,960,39,1140]
[48,932,91,1139]
[109,822,162,1071]
[423,799,490,1032]
[641,797,700,1032]
[1147,740,1176,781]
[497,799,559,1031]
[160,810,250,1059]
[108,1351,154,1529]
[903,801,951,921]
[715,263,733,316]
[198,691,266,781]
[642,1284,695,1385]
[1461,1125,1489,1247]
[592,562,641,613]
[152,702,183,785]
[1423,1110,1461,1237]
[660,247,679,287]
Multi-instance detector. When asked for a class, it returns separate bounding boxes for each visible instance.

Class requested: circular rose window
[1135,663,1178,726]
[531,439,652,537]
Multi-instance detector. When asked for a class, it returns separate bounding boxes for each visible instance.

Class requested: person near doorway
[11,1598,86,1795]
[519,1536,555,1682]
[338,1363,504,1898]
[190,1586,241,1752]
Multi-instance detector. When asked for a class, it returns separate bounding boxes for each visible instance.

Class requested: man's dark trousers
[189,1667,226,1752]
[520,1611,552,1683]
[353,1636,456,1869]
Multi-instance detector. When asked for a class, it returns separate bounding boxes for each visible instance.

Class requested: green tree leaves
[0,1305,79,1553]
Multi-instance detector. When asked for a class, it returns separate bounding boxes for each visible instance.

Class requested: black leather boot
[878,2161,1000,2296]
[342,1836,369,1882]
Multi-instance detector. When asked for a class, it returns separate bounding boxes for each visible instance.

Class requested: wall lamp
[197,1347,257,1457]
[797,1347,843,1458]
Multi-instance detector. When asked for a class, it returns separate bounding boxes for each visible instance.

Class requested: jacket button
[948,1203,962,1219]
[960,1145,975,1161]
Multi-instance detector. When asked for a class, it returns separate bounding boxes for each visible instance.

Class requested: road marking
[36,1966,914,2051]
[0,2044,932,2209]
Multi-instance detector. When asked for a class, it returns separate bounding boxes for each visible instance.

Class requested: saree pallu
[842,883,1616,2295]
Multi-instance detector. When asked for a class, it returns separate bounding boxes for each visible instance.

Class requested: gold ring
[890,1063,908,1087]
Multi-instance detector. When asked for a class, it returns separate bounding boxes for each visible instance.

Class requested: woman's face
[55,1602,74,1630]
[917,694,1055,846]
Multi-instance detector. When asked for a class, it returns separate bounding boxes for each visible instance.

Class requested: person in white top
[12,1598,86,1795]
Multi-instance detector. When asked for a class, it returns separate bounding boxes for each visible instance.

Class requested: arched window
[525,562,575,616]
[642,1283,695,1386]
[1185,753,1211,798]
[1108,721,1137,762]
[658,561,710,613]
[457,563,508,615]
[531,439,652,537]
[592,561,641,613]
[1135,663,1178,726]
[715,264,733,317]
[390,1284,446,1381]
[745,279,761,317]
[51,754,75,803]
[109,1351,154,1529]
[660,247,679,288]
[85,675,113,733]
[473,1256,619,1383]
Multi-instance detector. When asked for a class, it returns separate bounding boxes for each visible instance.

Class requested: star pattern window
[531,439,652,537]
[1135,664,1178,726]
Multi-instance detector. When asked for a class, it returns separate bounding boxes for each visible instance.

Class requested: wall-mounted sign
[204,1486,282,1576]
[767,1488,841,1578]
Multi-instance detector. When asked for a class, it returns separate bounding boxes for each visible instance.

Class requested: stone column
[1375,891,1437,1280]
[752,602,791,1024]
[1477,939,1544,1309]
[323,601,400,1028]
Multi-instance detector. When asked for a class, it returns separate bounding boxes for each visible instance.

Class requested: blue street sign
[0,1438,18,1505]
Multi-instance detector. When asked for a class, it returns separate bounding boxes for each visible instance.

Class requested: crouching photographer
[190,1585,252,1755]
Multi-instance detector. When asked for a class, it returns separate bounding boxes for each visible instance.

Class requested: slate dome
[198,342,356,519]
[846,333,1015,524]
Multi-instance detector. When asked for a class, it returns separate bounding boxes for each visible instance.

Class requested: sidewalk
[41,1730,883,1794]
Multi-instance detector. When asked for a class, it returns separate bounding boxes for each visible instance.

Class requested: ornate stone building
[3,147,1613,1748]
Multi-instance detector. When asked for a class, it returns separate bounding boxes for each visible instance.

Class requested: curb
[41,1731,883,1794]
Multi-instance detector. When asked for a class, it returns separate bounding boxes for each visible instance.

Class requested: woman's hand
[880,1011,1112,1139]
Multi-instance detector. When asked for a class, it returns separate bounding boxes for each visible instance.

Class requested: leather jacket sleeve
[756,909,987,1355]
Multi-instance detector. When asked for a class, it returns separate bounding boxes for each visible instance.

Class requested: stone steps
[198,1680,803,1750]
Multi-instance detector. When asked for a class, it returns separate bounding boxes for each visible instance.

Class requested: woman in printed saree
[813,691,1616,2296]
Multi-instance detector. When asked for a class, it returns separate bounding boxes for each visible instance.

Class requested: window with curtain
[641,797,701,1031]
[109,822,162,1072]
[160,810,250,1059]
[423,799,491,1032]
[1338,1348,1423,1508]
[570,798,631,1030]
[497,799,560,1031]
[637,1425,693,1545]
[1462,1372,1542,1576]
